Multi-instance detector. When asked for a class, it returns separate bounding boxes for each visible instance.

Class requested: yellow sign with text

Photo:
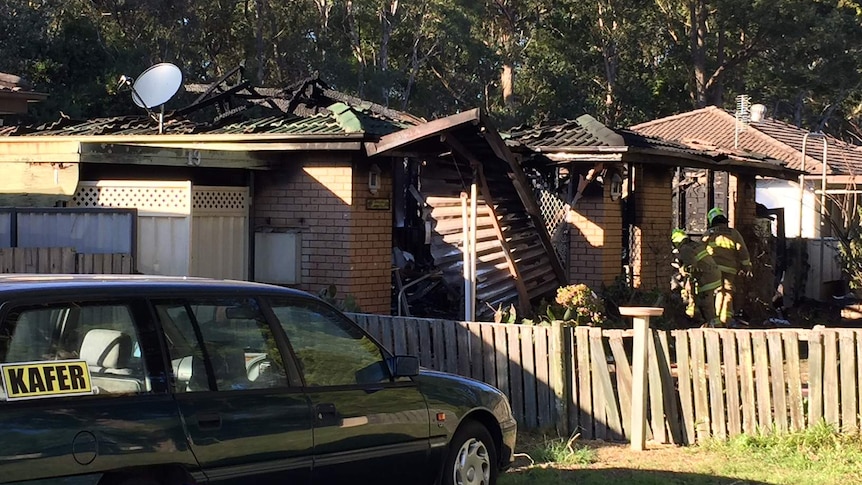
[1,360,93,401]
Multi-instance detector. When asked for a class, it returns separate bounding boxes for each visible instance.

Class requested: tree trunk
[346,0,366,96]
[501,64,515,110]
[379,1,398,107]
[690,0,708,107]
[598,1,619,124]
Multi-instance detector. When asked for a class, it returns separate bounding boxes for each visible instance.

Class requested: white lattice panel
[192,186,248,216]
[72,181,192,216]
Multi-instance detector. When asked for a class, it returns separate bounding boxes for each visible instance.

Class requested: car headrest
[80,329,132,370]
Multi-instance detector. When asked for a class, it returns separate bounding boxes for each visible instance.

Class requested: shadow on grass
[501,467,772,485]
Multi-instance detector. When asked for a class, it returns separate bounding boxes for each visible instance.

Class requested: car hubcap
[453,438,490,485]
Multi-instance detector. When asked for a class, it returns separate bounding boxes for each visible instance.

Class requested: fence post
[551,320,569,436]
[620,306,664,451]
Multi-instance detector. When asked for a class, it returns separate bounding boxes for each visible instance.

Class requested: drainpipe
[470,171,478,321]
[461,192,472,321]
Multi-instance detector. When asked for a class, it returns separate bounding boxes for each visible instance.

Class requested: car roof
[0,274,310,299]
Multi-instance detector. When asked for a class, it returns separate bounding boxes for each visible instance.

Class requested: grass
[525,433,596,466]
[500,423,862,485]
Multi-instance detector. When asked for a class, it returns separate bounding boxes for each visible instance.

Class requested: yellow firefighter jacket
[677,239,722,293]
[703,223,751,275]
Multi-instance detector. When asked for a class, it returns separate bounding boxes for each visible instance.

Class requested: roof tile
[631,106,862,175]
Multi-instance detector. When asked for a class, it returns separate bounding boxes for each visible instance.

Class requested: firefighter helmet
[671,228,688,245]
[707,207,725,226]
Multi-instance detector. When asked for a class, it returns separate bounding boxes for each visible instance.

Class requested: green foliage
[5,0,862,137]
[701,421,862,476]
[838,206,862,291]
[317,284,362,313]
[600,275,680,329]
[528,433,596,466]
[554,284,605,326]
[488,302,518,324]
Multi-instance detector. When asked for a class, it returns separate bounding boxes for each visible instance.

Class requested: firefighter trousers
[714,272,738,326]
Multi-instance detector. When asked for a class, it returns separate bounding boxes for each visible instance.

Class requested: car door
[266,297,432,485]
[0,298,200,483]
[151,297,313,484]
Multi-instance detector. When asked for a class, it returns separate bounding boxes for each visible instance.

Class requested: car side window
[154,298,288,392]
[269,299,389,387]
[0,302,151,399]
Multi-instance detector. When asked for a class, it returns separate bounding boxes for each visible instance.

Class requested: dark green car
[0,275,516,485]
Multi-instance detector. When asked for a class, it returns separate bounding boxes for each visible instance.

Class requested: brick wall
[728,173,757,231]
[631,165,673,291]
[347,161,393,314]
[253,155,392,314]
[568,179,623,290]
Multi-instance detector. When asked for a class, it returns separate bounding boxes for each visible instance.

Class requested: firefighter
[703,207,752,326]
[672,228,722,326]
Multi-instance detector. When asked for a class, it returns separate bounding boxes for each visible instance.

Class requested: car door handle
[316,403,338,421]
[197,412,222,430]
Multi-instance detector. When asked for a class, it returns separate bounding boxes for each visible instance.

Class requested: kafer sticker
[1,360,93,401]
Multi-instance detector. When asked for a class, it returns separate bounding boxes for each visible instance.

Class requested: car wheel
[442,421,498,485]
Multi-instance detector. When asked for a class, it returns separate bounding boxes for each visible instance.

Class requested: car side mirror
[387,355,419,377]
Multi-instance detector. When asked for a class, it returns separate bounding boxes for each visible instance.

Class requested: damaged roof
[506,114,799,180]
[1,76,417,139]
[631,106,862,176]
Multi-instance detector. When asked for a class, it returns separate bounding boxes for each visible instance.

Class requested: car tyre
[441,421,498,485]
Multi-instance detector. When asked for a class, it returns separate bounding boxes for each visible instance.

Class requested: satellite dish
[130,63,182,109]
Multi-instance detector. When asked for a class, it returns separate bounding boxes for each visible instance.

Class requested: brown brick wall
[568,179,623,290]
[347,161,393,314]
[728,173,757,232]
[631,165,673,291]
[252,156,392,314]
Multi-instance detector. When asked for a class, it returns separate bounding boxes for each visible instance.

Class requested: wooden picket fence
[0,247,135,274]
[351,313,561,431]
[351,313,862,445]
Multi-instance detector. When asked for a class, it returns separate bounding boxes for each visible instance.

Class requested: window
[0,302,150,398]
[270,299,388,387]
[154,298,287,392]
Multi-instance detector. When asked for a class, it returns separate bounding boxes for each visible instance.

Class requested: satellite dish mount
[117,63,183,134]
